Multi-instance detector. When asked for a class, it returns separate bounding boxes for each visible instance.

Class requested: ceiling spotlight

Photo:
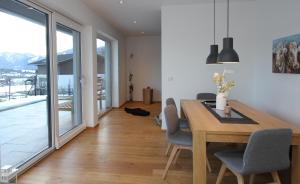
[119,0,124,4]
[141,32,145,34]
[133,21,137,24]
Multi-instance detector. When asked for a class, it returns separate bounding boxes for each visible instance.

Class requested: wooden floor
[20,102,280,184]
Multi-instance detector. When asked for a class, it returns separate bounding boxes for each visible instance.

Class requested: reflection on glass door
[56,24,82,136]
[0,0,51,168]
[96,38,112,115]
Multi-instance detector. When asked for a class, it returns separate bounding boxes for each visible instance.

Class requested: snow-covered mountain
[0,52,40,70]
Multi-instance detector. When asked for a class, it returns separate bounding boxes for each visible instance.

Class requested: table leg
[292,145,300,184]
[193,131,207,184]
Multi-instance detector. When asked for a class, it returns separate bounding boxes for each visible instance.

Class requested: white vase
[216,93,227,110]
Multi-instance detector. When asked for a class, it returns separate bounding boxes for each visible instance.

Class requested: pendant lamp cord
[213,0,216,44]
[227,0,229,37]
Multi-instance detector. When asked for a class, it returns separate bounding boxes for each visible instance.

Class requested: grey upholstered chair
[196,93,216,101]
[162,105,211,179]
[215,128,292,184]
[165,98,189,129]
[165,98,189,156]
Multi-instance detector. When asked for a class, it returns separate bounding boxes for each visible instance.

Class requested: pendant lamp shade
[217,37,239,63]
[206,44,219,64]
[217,0,239,63]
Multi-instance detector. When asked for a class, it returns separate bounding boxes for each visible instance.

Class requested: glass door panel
[0,0,51,168]
[56,24,82,136]
[96,38,112,115]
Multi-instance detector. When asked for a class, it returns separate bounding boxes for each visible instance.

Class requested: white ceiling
[82,0,254,36]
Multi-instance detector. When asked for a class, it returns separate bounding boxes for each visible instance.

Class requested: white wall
[126,36,162,102]
[34,0,127,127]
[254,0,300,126]
[161,1,256,128]
[82,26,97,127]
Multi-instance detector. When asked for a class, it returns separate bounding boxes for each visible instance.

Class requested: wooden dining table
[180,99,300,184]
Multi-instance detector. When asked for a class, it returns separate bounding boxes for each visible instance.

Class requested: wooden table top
[181,100,300,137]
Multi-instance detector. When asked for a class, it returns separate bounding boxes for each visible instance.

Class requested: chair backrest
[242,128,292,174]
[164,105,180,135]
[196,93,216,100]
[166,98,177,109]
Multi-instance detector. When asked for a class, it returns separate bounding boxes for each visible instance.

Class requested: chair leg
[165,143,173,156]
[249,174,255,184]
[235,173,245,184]
[172,149,181,166]
[216,163,227,184]
[206,158,212,173]
[271,171,281,184]
[162,145,179,179]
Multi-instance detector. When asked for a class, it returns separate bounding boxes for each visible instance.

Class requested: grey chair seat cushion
[169,130,192,146]
[215,150,245,174]
[179,118,189,129]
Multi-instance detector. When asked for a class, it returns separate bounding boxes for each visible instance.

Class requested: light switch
[168,77,174,81]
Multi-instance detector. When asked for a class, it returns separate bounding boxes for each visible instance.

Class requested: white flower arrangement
[213,70,235,94]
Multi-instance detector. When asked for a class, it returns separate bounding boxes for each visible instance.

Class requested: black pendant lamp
[206,0,219,64]
[217,0,239,63]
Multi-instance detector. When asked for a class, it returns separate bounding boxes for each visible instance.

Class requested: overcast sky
[0,10,106,57]
[0,11,73,56]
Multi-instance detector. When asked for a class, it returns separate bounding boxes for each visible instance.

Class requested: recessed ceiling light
[133,21,137,24]
[141,32,145,34]
[119,0,124,4]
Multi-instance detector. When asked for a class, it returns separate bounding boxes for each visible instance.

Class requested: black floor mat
[124,107,150,116]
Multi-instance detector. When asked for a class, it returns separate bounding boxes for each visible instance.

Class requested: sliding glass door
[96,38,112,116]
[56,24,82,136]
[0,0,52,168]
[0,0,86,174]
[54,14,84,147]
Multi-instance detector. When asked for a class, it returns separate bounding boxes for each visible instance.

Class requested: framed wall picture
[272,33,300,74]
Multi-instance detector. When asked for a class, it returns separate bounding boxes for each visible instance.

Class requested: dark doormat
[125,107,150,116]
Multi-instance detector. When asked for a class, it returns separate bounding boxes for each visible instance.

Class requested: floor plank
[19,102,279,184]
